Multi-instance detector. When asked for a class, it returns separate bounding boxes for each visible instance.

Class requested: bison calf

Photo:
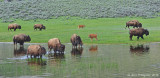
[27,45,46,58]
[78,25,85,29]
[129,28,149,40]
[88,34,98,41]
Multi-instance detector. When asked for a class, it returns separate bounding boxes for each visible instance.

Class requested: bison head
[57,44,65,52]
[26,35,31,42]
[18,26,21,29]
[76,36,83,46]
[144,29,149,36]
[138,23,142,27]
[41,47,46,55]
[42,26,46,30]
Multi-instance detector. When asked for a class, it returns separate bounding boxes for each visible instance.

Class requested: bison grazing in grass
[48,38,65,53]
[27,45,46,58]
[13,34,31,48]
[88,34,98,41]
[126,20,142,29]
[34,24,46,31]
[78,25,85,29]
[129,28,149,40]
[8,23,21,31]
[71,34,83,48]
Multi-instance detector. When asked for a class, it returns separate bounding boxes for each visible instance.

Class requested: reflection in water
[71,47,83,57]
[89,45,98,52]
[48,53,65,66]
[130,45,150,55]
[14,47,27,57]
[28,58,47,66]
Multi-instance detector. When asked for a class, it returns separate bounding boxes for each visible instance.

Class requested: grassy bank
[0,17,160,44]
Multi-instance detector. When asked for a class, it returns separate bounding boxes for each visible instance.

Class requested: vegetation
[0,0,160,22]
[0,17,160,44]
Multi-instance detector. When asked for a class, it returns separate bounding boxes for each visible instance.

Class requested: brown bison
[27,45,46,58]
[126,20,142,29]
[34,24,46,31]
[48,38,65,53]
[129,28,149,40]
[13,34,31,47]
[78,25,85,29]
[71,34,83,48]
[88,34,98,41]
[8,23,21,31]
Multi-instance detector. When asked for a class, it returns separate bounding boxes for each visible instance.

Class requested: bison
[71,34,83,48]
[78,25,85,29]
[129,28,149,40]
[126,20,142,29]
[48,38,65,53]
[8,23,21,31]
[13,34,31,48]
[27,45,46,58]
[34,24,46,31]
[88,34,98,41]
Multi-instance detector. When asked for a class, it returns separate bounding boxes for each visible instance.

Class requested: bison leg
[40,55,42,58]
[130,35,133,41]
[137,36,140,40]
[141,36,144,40]
[91,38,93,41]
[14,28,16,31]
[96,37,98,40]
[20,42,24,47]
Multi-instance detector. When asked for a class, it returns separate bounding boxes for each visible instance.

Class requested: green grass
[0,17,160,44]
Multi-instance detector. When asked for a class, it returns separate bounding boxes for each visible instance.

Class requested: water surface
[0,42,160,78]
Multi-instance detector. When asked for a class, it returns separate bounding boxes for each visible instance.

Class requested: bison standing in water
[126,20,142,29]
[34,24,46,31]
[48,38,65,53]
[13,34,31,48]
[129,28,149,40]
[8,23,21,31]
[71,34,83,48]
[27,45,46,58]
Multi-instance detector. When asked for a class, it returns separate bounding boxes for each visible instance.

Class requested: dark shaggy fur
[129,28,149,40]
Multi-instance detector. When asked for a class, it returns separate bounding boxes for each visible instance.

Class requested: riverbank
[0,17,160,44]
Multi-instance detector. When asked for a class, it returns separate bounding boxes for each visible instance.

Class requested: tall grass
[0,0,160,22]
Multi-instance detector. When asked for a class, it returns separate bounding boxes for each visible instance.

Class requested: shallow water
[0,42,160,78]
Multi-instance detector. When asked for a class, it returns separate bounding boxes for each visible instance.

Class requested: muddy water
[0,42,160,78]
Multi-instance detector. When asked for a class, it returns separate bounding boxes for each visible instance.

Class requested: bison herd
[10,20,149,58]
